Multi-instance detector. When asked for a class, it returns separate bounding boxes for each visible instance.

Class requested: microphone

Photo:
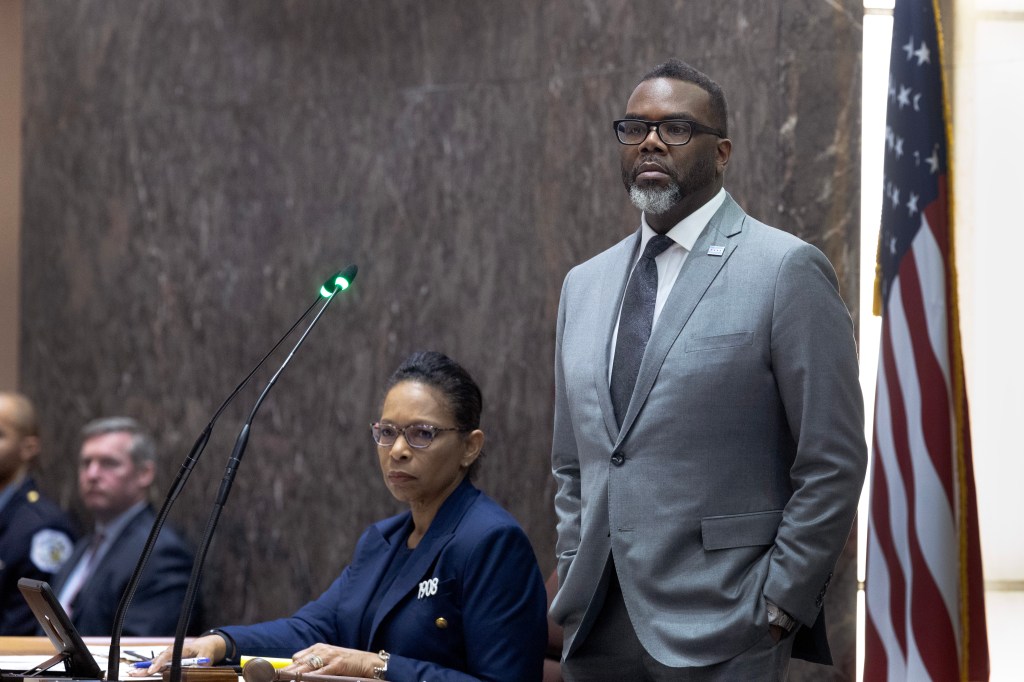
[105,266,358,682]
[242,658,375,682]
[167,266,358,682]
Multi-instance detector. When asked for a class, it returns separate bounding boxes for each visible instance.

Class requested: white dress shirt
[609,188,727,379]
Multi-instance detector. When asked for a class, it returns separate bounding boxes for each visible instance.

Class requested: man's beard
[623,153,716,215]
[628,184,681,215]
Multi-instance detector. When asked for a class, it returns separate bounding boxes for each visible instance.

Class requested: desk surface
[0,638,173,655]
[0,640,376,682]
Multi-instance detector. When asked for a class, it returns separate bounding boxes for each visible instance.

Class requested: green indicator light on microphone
[319,265,358,298]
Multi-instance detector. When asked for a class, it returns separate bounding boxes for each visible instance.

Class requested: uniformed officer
[0,392,76,634]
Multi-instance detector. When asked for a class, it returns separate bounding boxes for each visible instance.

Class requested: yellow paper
[239,656,291,670]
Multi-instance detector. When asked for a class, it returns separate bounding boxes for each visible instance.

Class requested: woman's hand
[127,635,226,676]
[286,644,380,680]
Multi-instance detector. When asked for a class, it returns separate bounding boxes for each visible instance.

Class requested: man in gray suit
[549,59,867,680]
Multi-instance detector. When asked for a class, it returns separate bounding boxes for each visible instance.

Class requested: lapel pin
[707,245,725,256]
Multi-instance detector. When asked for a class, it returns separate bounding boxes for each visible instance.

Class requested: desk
[0,641,375,682]
[1,637,171,679]
[0,638,173,655]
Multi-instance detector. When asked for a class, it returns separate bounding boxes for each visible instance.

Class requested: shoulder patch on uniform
[30,529,74,573]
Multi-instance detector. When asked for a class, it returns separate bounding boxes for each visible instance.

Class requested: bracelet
[371,650,389,680]
[201,628,236,661]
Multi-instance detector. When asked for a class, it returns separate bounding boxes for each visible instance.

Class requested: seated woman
[139,351,548,681]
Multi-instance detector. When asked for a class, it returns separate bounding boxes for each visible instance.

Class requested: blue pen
[131,658,210,669]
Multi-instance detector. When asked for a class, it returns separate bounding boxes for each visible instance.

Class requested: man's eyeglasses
[371,422,462,449]
[613,119,725,146]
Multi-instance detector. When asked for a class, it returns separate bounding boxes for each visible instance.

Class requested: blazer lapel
[615,196,746,442]
[594,233,642,443]
[351,517,412,619]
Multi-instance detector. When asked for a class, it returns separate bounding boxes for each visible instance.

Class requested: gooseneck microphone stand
[167,266,357,682]
[105,266,357,682]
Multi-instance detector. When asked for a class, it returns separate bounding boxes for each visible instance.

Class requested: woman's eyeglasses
[371,422,461,449]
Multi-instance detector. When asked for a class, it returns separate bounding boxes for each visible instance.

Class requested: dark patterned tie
[61,530,105,616]
[611,234,674,426]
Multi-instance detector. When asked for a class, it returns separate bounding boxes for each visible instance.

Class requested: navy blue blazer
[50,504,198,636]
[222,479,547,681]
[0,477,76,634]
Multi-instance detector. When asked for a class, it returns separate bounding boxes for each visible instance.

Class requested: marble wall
[20,1,861,678]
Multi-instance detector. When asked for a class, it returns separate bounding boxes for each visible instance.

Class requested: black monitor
[7,578,103,680]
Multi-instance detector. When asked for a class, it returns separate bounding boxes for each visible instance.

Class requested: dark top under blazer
[51,504,197,636]
[222,479,548,682]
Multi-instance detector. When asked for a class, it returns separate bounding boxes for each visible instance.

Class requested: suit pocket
[701,510,783,550]
[685,331,754,352]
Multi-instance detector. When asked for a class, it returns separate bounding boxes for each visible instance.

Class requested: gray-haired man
[53,417,199,636]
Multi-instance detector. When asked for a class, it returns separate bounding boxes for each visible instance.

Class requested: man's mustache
[629,158,673,183]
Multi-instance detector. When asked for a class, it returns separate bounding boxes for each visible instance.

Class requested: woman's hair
[385,351,484,478]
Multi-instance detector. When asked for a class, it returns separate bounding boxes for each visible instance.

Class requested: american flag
[864,1,989,680]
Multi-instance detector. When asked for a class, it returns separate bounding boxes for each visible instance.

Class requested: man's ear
[19,435,41,466]
[716,138,732,172]
[136,460,156,488]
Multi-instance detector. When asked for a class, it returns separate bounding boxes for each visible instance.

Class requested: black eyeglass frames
[613,119,725,146]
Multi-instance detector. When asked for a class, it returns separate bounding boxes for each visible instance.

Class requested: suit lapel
[77,506,150,597]
[615,196,746,443]
[594,233,642,443]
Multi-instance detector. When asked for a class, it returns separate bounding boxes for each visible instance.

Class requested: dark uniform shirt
[0,476,76,634]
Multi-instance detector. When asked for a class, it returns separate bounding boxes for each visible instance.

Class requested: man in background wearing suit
[549,59,867,680]
[52,417,197,636]
[0,392,75,634]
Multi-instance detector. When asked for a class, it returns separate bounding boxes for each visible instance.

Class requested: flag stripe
[866,421,905,679]
[868,249,961,681]
[897,236,954,478]
[891,254,960,680]
[870,334,909,662]
[899,221,962,632]
[879,281,936,680]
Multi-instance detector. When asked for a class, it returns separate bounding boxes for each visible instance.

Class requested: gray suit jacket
[549,194,866,667]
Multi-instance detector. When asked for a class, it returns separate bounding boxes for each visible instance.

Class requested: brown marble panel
[20,1,862,676]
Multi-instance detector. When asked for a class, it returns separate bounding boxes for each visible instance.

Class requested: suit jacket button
[435,617,448,629]
[610,453,625,466]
